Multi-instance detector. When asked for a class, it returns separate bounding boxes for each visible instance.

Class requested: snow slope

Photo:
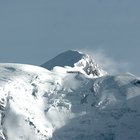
[0,51,140,140]
[42,50,107,77]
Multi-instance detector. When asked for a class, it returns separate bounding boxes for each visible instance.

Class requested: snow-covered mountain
[42,50,107,77]
[0,51,140,140]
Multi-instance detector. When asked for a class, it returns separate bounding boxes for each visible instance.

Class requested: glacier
[0,50,140,140]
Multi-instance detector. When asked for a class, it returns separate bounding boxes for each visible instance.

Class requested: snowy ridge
[0,51,140,140]
[42,50,107,78]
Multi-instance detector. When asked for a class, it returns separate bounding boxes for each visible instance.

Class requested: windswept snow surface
[0,53,140,140]
[42,50,107,77]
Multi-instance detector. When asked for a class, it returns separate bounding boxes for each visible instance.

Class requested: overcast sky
[0,0,140,75]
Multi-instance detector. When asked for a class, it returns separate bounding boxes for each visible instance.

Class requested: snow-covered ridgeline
[0,51,140,140]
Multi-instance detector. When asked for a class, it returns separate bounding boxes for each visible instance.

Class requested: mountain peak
[41,50,107,77]
[42,50,84,69]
